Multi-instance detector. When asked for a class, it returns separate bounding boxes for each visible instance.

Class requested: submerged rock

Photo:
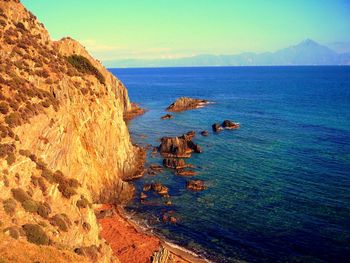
[166,97,209,112]
[161,114,173,120]
[186,180,206,191]
[176,169,197,177]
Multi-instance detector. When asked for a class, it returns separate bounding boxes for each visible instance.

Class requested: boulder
[186,130,196,139]
[163,158,189,169]
[222,120,240,129]
[200,130,209,136]
[140,192,147,200]
[143,184,152,192]
[166,97,209,112]
[161,114,173,120]
[186,180,205,191]
[212,123,223,132]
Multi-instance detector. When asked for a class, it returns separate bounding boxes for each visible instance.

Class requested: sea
[109,66,350,263]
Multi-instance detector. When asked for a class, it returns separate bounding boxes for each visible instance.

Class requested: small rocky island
[166,97,209,112]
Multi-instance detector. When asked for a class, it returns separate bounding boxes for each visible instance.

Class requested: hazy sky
[22,0,350,61]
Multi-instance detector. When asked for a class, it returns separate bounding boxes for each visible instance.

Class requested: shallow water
[109,66,350,262]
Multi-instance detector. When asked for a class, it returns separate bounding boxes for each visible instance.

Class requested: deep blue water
[109,66,350,263]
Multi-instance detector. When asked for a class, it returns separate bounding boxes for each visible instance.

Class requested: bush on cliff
[22,224,49,245]
[67,55,105,85]
[3,198,16,216]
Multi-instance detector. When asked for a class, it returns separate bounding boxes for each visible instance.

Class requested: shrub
[58,185,76,199]
[35,158,46,170]
[11,188,31,203]
[41,168,54,183]
[22,199,39,213]
[82,222,91,232]
[67,55,105,84]
[3,175,9,187]
[76,196,91,209]
[3,198,16,216]
[38,177,47,193]
[19,149,31,157]
[3,226,20,239]
[0,102,9,114]
[6,152,16,165]
[5,112,21,127]
[37,202,51,219]
[50,214,71,232]
[22,224,49,245]
[74,245,99,261]
[0,143,15,158]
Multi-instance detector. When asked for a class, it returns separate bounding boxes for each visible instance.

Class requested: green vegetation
[22,224,49,245]
[67,55,105,84]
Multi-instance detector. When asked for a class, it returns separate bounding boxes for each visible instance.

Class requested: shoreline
[96,204,211,263]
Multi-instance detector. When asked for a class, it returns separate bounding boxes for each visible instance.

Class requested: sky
[22,0,350,61]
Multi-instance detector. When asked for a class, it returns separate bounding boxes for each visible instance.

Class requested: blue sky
[22,0,350,60]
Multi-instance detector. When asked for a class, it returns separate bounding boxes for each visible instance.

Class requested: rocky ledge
[166,97,209,112]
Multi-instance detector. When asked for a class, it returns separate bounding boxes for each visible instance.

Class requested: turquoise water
[109,66,350,262]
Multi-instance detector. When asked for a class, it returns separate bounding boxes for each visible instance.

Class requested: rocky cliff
[0,0,144,262]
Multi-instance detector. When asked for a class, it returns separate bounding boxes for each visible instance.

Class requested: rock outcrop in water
[0,1,151,262]
[166,97,209,112]
[159,134,201,158]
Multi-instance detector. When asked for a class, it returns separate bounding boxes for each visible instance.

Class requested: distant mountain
[104,39,350,68]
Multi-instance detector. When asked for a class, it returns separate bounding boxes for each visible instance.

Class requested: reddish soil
[97,204,161,263]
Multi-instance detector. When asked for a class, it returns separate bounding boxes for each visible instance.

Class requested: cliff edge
[0,0,144,262]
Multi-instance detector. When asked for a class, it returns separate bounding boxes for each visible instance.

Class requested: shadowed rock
[166,97,209,112]
[212,123,223,132]
[159,134,202,158]
[200,130,209,136]
[163,158,190,169]
[161,114,173,120]
[222,120,240,129]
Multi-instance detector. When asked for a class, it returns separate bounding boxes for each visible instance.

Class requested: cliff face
[0,1,143,262]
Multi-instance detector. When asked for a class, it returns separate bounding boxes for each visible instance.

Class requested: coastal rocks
[143,184,152,192]
[140,192,148,200]
[166,97,209,112]
[159,132,202,158]
[186,180,206,191]
[212,120,240,132]
[201,130,209,136]
[222,120,240,129]
[147,164,163,175]
[151,183,169,196]
[176,169,197,177]
[163,158,190,169]
[160,114,173,120]
[123,102,146,121]
[212,123,224,132]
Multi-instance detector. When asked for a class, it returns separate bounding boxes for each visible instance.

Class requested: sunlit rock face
[0,1,143,262]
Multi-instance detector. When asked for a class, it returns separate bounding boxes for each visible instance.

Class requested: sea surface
[109,66,350,263]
